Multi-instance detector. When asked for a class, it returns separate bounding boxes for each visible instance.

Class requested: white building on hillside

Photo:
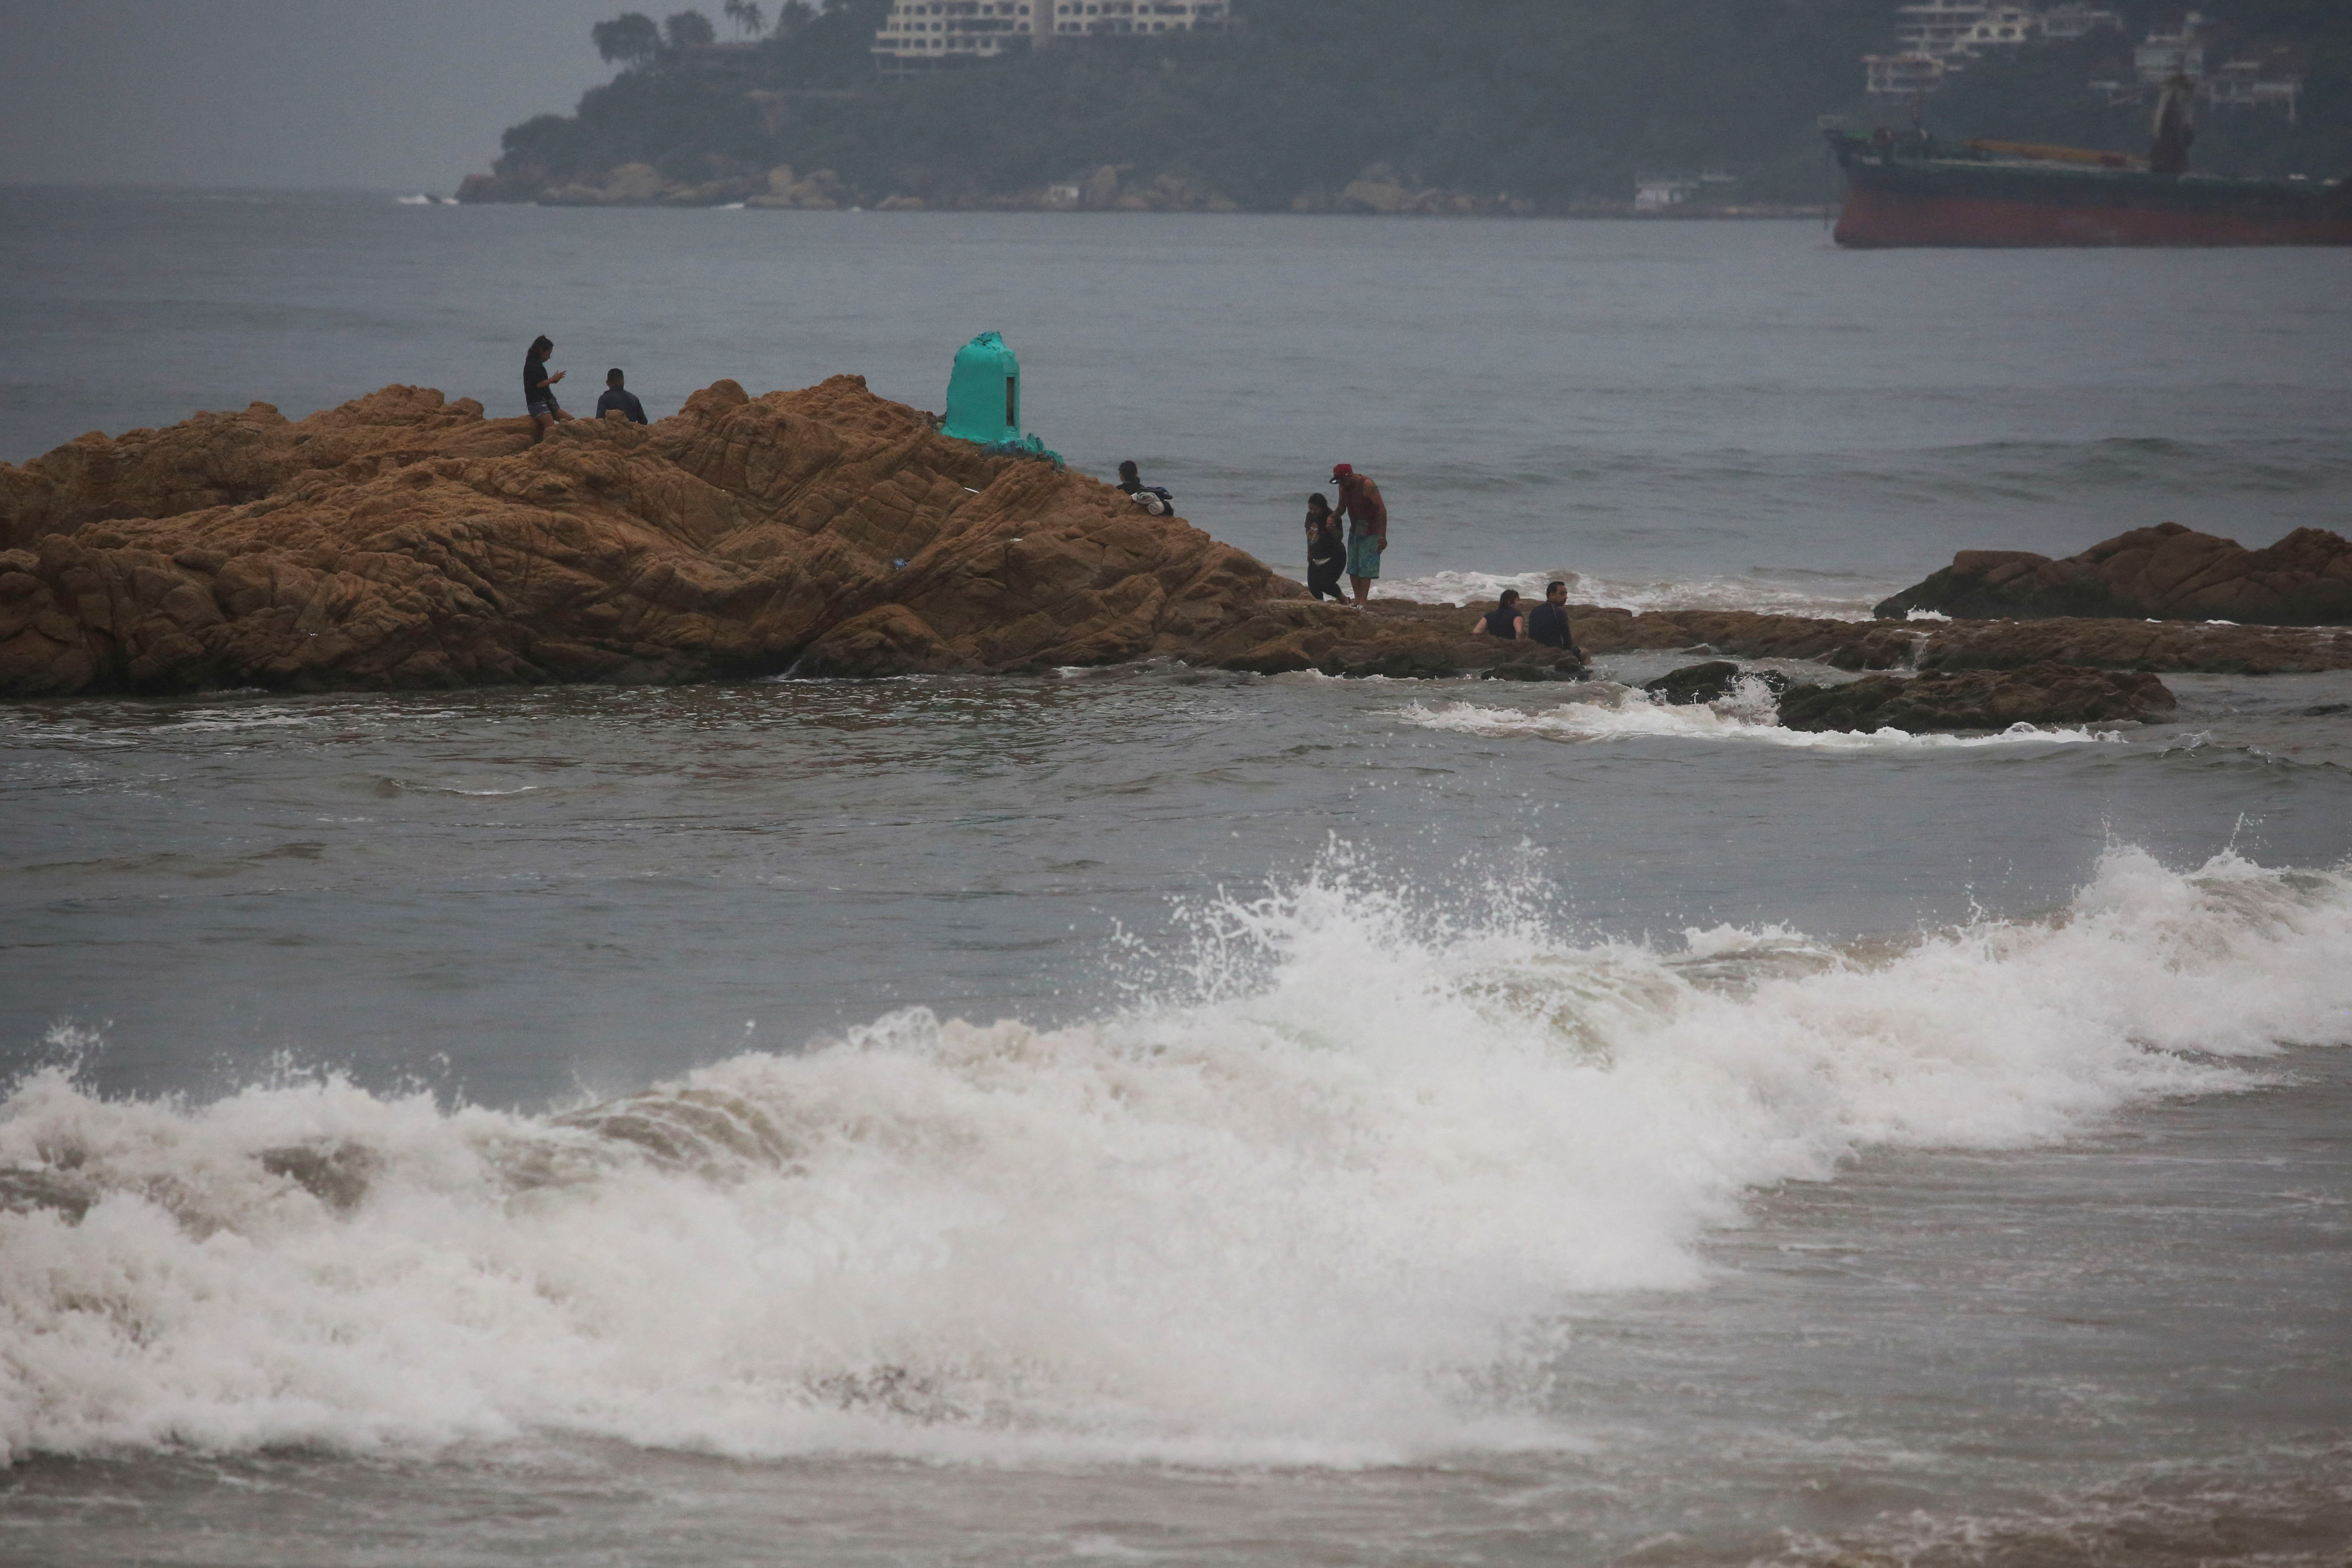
[2134,11,2208,82]
[871,0,1227,68]
[872,1,1043,68]
[1044,1,1228,38]
[1867,0,2120,99]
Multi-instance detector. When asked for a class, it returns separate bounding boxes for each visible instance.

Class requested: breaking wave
[1396,686,2130,750]
[1,850,2345,1466]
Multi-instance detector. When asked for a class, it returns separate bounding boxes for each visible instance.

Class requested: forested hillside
[462,0,2350,211]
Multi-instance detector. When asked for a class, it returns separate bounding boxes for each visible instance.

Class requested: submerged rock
[258,1143,379,1213]
[0,1165,95,1222]
[1643,660,1790,705]
[1775,662,2176,733]
[1876,522,2352,625]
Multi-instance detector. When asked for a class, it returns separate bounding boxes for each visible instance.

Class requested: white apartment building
[1867,0,2118,99]
[872,1,1044,67]
[2134,11,2207,82]
[1044,1,1228,37]
[1864,52,1948,98]
[871,0,1226,68]
[1892,0,1984,56]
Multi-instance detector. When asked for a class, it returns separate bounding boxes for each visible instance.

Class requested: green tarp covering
[943,331,1021,443]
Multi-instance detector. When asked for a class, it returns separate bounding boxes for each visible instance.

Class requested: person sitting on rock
[595,368,649,425]
[1304,493,1349,603]
[1117,459,1176,516]
[1525,579,1587,664]
[1332,462,1387,607]
[524,335,571,439]
[1472,589,1525,640]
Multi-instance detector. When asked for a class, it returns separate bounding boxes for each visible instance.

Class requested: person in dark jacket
[524,335,570,440]
[1304,494,1349,602]
[595,368,649,424]
[1525,579,1587,664]
[1471,589,1525,639]
[1117,459,1176,516]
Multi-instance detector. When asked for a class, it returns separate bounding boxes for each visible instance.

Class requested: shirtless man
[1331,463,1387,607]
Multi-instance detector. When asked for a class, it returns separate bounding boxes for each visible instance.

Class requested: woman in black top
[1471,589,1525,639]
[1304,494,1349,603]
[524,335,572,440]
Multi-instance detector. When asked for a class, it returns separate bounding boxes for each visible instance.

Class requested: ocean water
[2,191,2350,1566]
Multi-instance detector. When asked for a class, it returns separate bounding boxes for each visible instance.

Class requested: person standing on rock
[595,368,649,425]
[1471,589,1525,639]
[524,336,571,439]
[1525,580,1587,664]
[1332,463,1386,607]
[1304,493,1349,603]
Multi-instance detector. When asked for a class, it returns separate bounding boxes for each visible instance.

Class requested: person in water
[1331,463,1387,607]
[1525,579,1586,663]
[595,368,648,424]
[1303,494,1349,603]
[1472,588,1525,639]
[1117,459,1175,516]
[524,335,570,439]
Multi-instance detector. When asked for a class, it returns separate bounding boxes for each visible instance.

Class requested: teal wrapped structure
[943,331,1022,443]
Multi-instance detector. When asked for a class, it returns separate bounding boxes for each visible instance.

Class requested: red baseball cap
[1330,462,1354,481]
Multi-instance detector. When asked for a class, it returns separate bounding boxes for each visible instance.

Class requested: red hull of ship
[1837,184,2352,248]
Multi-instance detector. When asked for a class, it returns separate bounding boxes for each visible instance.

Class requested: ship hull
[1832,151,2352,249]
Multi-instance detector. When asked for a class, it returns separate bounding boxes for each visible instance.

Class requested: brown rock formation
[8,384,2350,700]
[1776,663,2177,733]
[1876,523,2352,625]
[0,379,1579,697]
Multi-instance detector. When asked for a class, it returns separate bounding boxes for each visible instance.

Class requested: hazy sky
[0,1,645,191]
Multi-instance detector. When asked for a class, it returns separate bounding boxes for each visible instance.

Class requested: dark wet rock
[1776,662,2177,733]
[1911,617,2352,676]
[0,1165,96,1222]
[1876,523,2352,625]
[2301,703,2350,716]
[1644,661,1792,705]
[259,1143,380,1213]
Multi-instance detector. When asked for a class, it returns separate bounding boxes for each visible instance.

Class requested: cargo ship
[1825,127,2352,249]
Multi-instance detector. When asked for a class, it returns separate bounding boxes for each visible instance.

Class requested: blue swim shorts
[1346,535,1383,579]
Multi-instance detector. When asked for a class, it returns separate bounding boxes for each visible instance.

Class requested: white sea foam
[1379,568,1889,621]
[1,852,2344,1467]
[1398,688,2128,750]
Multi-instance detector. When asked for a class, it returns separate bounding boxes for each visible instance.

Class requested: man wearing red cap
[1331,462,1387,607]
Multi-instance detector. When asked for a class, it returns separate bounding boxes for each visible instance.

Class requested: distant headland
[454,2,2349,216]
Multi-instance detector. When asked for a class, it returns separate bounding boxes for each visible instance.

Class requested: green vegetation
[467,1,2352,209]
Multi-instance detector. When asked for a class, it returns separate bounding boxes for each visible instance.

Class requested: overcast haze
[0,1,633,190]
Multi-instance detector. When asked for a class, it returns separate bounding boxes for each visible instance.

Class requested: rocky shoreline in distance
[5,382,2349,727]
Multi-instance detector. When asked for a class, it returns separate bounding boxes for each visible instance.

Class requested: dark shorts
[528,398,558,418]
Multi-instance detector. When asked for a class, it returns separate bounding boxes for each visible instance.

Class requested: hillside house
[871,0,1226,68]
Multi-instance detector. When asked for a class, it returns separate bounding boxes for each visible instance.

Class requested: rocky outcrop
[1876,523,2352,625]
[8,387,2351,700]
[0,380,1587,697]
[1776,662,2176,733]
[1910,615,2352,676]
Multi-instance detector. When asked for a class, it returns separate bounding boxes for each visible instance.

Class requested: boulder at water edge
[1875,523,2352,625]
[1775,662,2177,733]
